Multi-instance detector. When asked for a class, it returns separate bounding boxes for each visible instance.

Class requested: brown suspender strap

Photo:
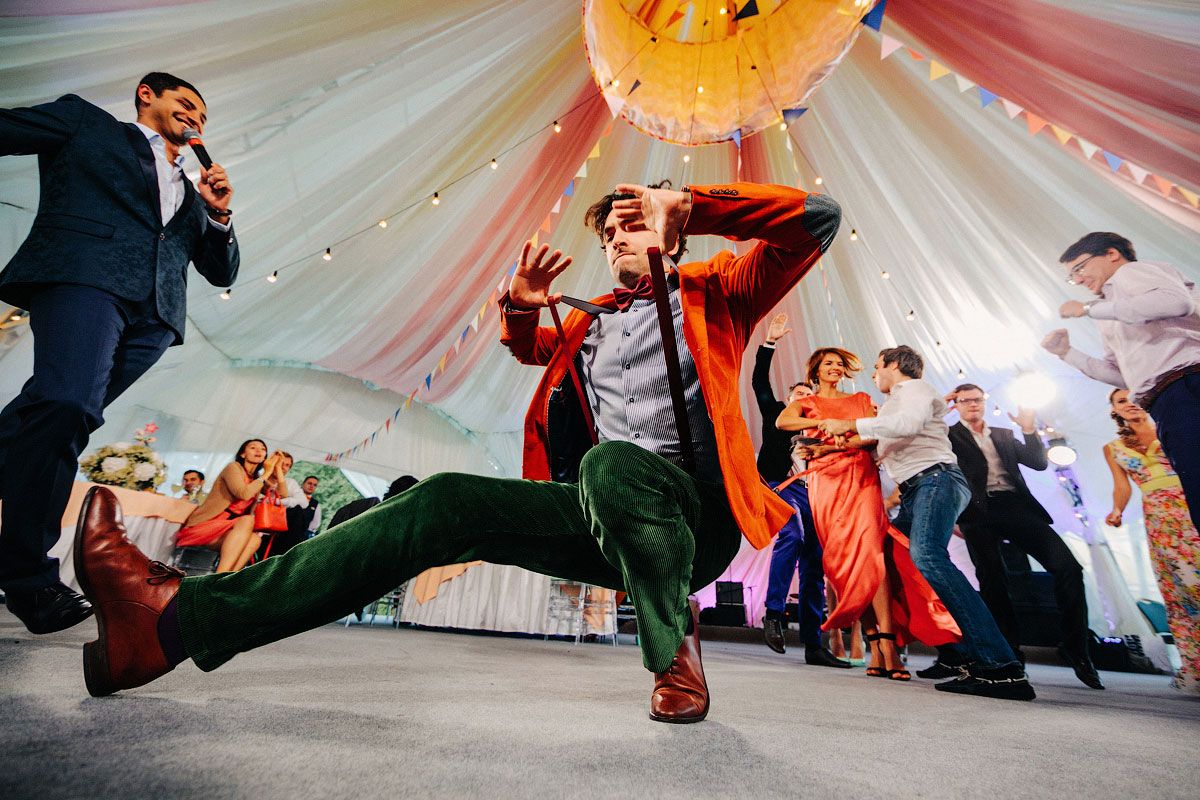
[547,298,600,446]
[646,246,696,474]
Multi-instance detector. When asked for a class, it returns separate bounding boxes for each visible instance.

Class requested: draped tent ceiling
[1,1,1198,539]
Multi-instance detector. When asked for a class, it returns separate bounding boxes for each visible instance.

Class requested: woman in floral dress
[1104,389,1199,695]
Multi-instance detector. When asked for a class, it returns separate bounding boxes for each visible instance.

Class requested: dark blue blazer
[0,94,239,343]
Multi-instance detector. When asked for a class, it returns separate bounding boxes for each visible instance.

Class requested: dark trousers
[1148,372,1200,532]
[959,492,1088,654]
[0,285,173,591]
[764,480,825,646]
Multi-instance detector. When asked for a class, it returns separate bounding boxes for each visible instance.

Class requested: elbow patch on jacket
[802,193,841,253]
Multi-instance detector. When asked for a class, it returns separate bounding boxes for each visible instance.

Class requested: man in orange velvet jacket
[499,181,840,722]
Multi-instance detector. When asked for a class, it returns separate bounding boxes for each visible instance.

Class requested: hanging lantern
[583,0,874,145]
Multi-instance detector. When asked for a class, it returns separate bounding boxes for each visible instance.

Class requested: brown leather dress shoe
[649,598,708,724]
[73,486,186,697]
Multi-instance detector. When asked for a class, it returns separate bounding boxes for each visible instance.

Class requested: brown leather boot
[73,486,186,697]
[649,597,708,723]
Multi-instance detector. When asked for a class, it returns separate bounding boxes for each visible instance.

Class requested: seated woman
[778,347,960,680]
[1104,389,1199,696]
[175,439,287,572]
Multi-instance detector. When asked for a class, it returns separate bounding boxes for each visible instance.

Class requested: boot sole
[935,681,1036,701]
[73,487,117,697]
[649,706,709,724]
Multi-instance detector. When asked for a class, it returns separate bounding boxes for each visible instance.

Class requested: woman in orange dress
[176,439,287,572]
[778,348,960,679]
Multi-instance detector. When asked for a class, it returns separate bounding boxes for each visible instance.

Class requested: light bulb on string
[611,78,620,88]
[323,248,332,261]
[957,368,966,380]
[992,405,1002,417]
[697,85,704,94]
[849,229,858,241]
[490,158,498,170]
[683,154,690,163]
[905,310,915,321]
[220,289,231,300]
[378,219,387,228]
[431,193,440,206]
[779,122,787,131]
[719,5,727,13]
[553,121,562,133]
[814,177,823,185]
[880,270,890,280]
[267,271,278,283]
[935,340,943,348]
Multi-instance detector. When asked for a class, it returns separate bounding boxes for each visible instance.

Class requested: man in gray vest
[0,72,239,634]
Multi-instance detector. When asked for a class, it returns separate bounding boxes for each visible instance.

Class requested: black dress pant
[959,492,1089,655]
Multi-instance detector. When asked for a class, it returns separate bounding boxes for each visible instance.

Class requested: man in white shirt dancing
[818,346,1035,701]
[1042,231,1200,530]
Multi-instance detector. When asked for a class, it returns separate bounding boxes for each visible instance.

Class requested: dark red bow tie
[613,273,656,312]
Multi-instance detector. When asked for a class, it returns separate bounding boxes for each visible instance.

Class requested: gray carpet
[1,607,1197,800]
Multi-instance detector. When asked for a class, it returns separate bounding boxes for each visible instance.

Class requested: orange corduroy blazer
[500,183,835,549]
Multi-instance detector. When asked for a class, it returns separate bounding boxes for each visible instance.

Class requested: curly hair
[584,180,688,261]
[1108,388,1140,449]
[806,347,861,386]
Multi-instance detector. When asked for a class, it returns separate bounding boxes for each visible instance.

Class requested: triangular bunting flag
[424,374,432,389]
[1102,151,1123,172]
[1026,113,1047,135]
[1126,163,1149,185]
[540,215,553,233]
[1076,139,1099,159]
[1179,186,1199,208]
[627,79,641,96]
[461,327,470,343]
[588,142,601,160]
[880,34,903,60]
[471,314,480,332]
[1151,174,1173,197]
[404,394,413,410]
[907,48,924,61]
[782,107,807,125]
[602,118,614,138]
[551,198,562,214]
[731,128,742,148]
[929,61,950,81]
[530,232,539,248]
[385,417,391,432]
[734,0,759,21]
[666,9,685,27]
[978,88,998,107]
[508,261,518,276]
[437,354,447,374]
[1051,125,1073,145]
[1000,99,1023,119]
[954,74,975,93]
[575,161,588,179]
[564,181,575,197]
[861,0,886,31]
[370,431,377,445]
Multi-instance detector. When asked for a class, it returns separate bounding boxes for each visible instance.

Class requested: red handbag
[253,490,289,532]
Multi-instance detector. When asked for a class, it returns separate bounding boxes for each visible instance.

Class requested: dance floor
[2,606,1197,799]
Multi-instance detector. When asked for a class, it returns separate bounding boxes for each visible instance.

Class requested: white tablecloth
[48,515,181,594]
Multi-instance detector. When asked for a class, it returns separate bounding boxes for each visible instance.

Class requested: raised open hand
[508,241,572,309]
[611,183,692,257]
[766,313,792,344]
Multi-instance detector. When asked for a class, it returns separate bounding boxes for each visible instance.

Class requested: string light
[220,289,231,300]
[957,368,966,379]
[905,310,915,321]
[719,6,727,13]
[323,248,332,261]
[683,154,691,163]
[10,313,22,321]
[267,270,278,283]
[992,405,1002,417]
[490,158,498,170]
[431,193,440,206]
[779,122,788,131]
[378,219,387,228]
[553,120,562,133]
[814,177,823,185]
[935,340,943,348]
[880,270,890,279]
[611,78,620,88]
[697,85,704,94]
[849,229,858,241]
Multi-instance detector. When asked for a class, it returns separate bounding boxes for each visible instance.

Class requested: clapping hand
[509,241,572,309]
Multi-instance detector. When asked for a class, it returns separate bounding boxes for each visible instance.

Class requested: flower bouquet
[79,423,166,492]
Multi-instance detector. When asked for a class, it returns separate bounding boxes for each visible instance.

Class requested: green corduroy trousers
[179,441,742,673]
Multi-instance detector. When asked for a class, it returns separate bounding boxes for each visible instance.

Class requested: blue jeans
[892,464,1018,669]
[1148,372,1200,532]
[764,481,825,646]
[0,285,174,591]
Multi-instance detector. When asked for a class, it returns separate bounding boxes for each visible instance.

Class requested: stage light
[1009,372,1057,409]
[220,289,231,300]
[432,193,440,206]
[267,271,278,283]
[1048,443,1078,466]
[553,121,562,133]
[323,248,332,261]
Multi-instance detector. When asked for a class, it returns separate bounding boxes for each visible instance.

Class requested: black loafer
[1064,650,1105,690]
[805,645,852,668]
[5,581,94,634]
[762,616,786,654]
[916,659,967,680]
[935,663,1036,701]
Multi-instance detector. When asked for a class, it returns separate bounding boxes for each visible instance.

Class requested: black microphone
[182,127,213,170]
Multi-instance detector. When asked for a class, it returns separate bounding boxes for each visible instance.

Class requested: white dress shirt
[134,122,230,232]
[1062,260,1200,404]
[856,378,956,484]
[279,476,321,532]
[969,423,1016,493]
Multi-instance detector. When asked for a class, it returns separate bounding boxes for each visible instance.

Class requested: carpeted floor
[1,606,1197,800]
